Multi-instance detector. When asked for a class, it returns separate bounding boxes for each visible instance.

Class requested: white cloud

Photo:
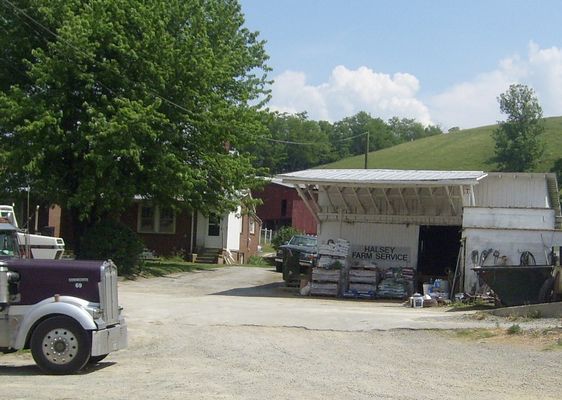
[429,42,562,129]
[269,65,432,125]
[269,42,562,129]
[428,70,512,129]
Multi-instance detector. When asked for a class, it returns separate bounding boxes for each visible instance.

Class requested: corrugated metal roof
[269,177,296,188]
[277,169,487,186]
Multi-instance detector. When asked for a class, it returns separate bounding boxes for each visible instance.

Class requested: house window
[159,207,175,234]
[139,206,155,232]
[249,218,255,235]
[138,205,176,234]
[208,215,220,236]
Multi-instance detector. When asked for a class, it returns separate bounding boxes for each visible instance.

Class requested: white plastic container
[411,293,424,308]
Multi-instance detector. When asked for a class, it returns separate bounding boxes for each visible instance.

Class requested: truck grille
[99,260,119,325]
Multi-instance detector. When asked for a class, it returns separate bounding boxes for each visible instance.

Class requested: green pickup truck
[275,235,317,284]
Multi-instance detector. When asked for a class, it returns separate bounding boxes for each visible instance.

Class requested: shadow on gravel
[212,282,300,298]
[0,361,116,376]
[212,282,415,306]
[0,364,40,376]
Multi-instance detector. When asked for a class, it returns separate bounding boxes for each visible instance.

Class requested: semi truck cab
[0,259,127,374]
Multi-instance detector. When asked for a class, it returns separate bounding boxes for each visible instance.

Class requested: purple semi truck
[0,257,127,374]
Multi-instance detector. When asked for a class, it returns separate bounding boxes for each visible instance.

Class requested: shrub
[77,219,144,276]
[507,324,522,335]
[271,226,302,250]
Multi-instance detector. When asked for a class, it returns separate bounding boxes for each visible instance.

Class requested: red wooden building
[253,178,317,235]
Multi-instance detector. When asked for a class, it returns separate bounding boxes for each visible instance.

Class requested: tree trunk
[68,207,92,255]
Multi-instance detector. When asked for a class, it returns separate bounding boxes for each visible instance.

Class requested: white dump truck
[0,205,65,259]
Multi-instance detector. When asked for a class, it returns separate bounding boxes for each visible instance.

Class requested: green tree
[388,117,442,143]
[333,112,396,157]
[551,158,562,184]
[0,0,270,248]
[491,84,545,172]
[271,225,302,250]
[250,112,331,174]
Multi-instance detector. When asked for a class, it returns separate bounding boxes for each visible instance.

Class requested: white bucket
[411,294,424,308]
[423,283,432,296]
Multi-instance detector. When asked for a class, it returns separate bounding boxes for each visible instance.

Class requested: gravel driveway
[1,266,561,399]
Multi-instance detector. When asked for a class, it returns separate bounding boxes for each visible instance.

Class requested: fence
[260,228,273,246]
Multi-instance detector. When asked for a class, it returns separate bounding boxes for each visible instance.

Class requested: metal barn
[278,169,562,294]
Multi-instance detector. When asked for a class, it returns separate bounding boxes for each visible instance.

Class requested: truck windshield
[290,236,316,247]
[0,231,17,256]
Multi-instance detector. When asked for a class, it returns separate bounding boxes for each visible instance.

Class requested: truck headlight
[91,307,103,319]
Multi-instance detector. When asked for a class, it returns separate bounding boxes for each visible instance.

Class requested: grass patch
[247,255,271,267]
[504,309,543,322]
[448,298,496,311]
[472,311,488,320]
[506,324,522,335]
[545,337,562,351]
[539,328,562,351]
[259,243,275,253]
[322,116,562,172]
[452,327,562,349]
[455,328,498,340]
[139,259,221,277]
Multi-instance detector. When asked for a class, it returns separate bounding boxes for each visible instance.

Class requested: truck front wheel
[30,316,91,374]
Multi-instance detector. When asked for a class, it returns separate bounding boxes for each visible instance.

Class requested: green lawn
[138,257,272,278]
[322,116,562,172]
[139,259,221,277]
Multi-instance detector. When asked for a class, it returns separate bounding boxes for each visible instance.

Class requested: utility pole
[364,131,370,169]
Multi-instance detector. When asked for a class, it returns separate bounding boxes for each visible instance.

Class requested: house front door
[205,214,224,249]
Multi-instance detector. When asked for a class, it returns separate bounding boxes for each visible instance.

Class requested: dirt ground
[1,266,561,400]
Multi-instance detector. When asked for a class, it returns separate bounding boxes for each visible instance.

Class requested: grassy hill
[322,116,562,172]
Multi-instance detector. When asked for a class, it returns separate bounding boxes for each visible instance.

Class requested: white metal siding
[475,174,550,208]
[463,207,555,230]
[319,221,419,270]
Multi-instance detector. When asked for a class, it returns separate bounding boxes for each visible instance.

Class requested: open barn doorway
[417,225,461,291]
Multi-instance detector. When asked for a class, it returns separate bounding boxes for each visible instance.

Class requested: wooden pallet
[310,282,338,296]
[312,269,341,282]
[348,283,377,292]
[348,270,377,283]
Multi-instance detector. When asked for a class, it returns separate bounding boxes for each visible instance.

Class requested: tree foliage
[77,219,144,276]
[271,225,302,250]
[249,111,443,174]
[0,0,270,246]
[248,112,333,173]
[334,112,396,156]
[491,84,545,172]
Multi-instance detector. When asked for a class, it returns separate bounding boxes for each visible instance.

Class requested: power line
[261,131,367,146]
[263,137,318,146]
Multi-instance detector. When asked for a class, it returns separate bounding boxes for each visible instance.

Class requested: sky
[240,0,562,129]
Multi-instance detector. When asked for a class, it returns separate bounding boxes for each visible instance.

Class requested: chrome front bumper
[91,322,128,356]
